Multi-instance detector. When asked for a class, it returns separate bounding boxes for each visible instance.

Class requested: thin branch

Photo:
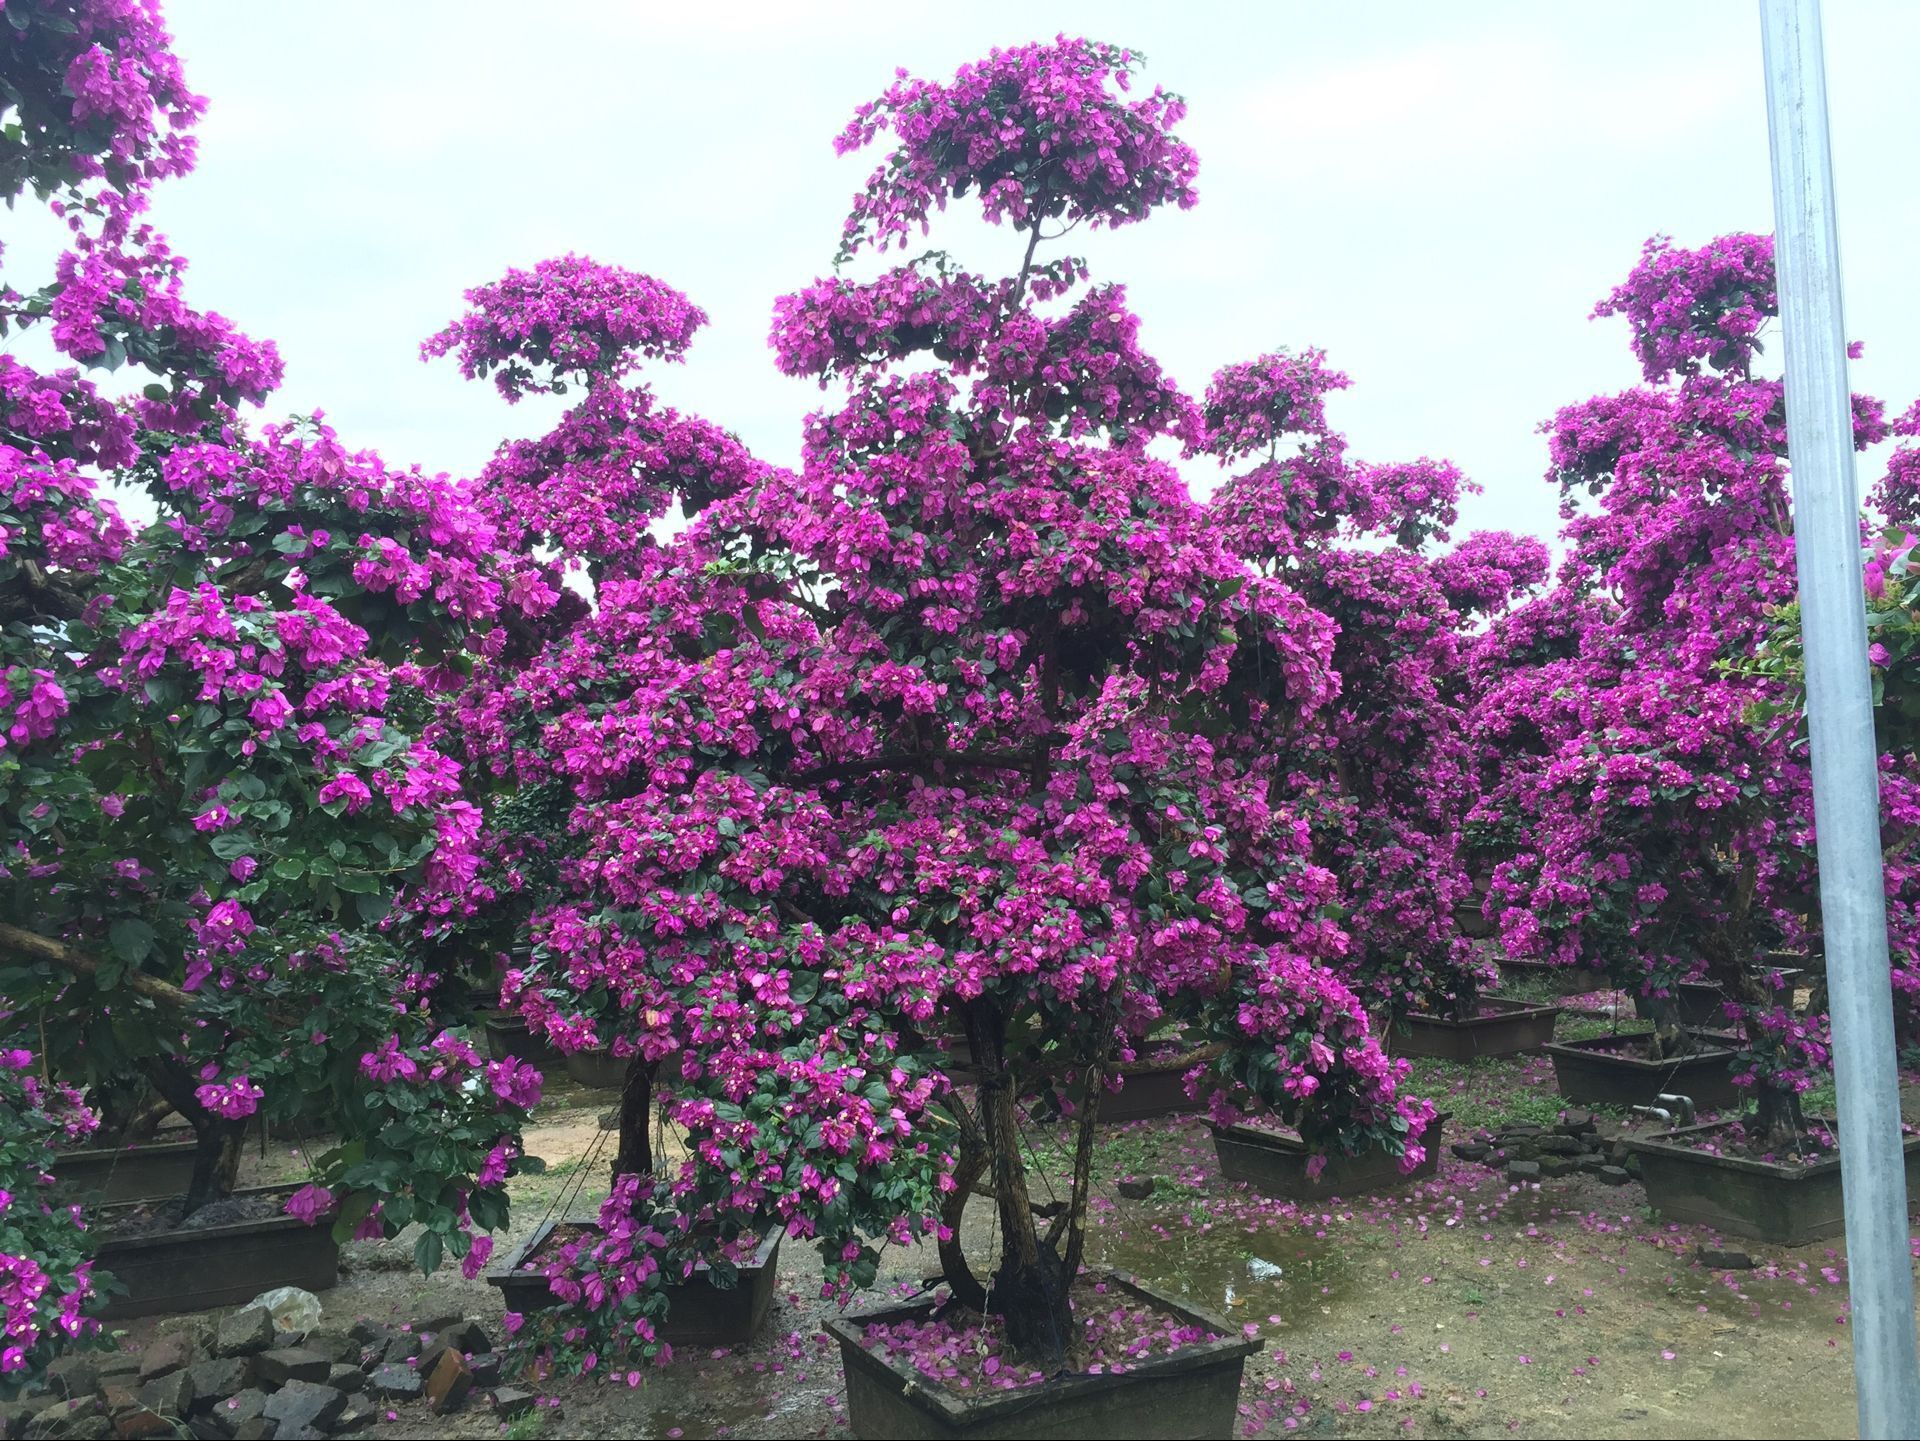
[787,747,1044,787]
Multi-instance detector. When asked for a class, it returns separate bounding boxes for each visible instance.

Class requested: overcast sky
[139,1,1920,544]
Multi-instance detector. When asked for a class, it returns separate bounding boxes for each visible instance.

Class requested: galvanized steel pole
[1759,1,1920,1433]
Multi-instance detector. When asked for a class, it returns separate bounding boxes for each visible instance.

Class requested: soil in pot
[1627,1118,1920,1245]
[489,1219,780,1346]
[91,1185,339,1320]
[1388,998,1561,1060]
[1544,1030,1741,1110]
[828,1271,1257,1440]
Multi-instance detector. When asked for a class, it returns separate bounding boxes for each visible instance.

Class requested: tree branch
[0,922,191,1010]
[787,747,1045,787]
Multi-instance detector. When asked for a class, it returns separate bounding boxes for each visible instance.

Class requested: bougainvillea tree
[0,1,537,1360]
[0,1032,100,1394]
[1753,411,1920,1035]
[424,252,770,1183]
[1469,234,1895,1146]
[1193,349,1541,1024]
[443,37,1431,1373]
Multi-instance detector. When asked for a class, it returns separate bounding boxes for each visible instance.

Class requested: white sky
[137,1,1920,544]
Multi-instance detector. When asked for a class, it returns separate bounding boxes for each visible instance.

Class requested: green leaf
[108,918,155,965]
[413,1230,444,1276]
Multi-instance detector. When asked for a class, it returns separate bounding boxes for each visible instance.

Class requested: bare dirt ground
[110,1063,1906,1440]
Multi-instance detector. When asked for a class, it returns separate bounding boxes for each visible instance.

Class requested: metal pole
[1759,2,1920,1434]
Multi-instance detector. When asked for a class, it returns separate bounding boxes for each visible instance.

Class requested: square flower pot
[1494,958,1607,997]
[481,1010,561,1066]
[93,1186,338,1320]
[1454,902,1495,940]
[49,1139,201,1204]
[1389,998,1562,1060]
[1095,1060,1209,1124]
[561,1048,632,1091]
[1544,1030,1741,1110]
[826,1272,1258,1440]
[487,1219,780,1346]
[1632,971,1805,1029]
[1211,1115,1447,1200]
[1626,1119,1920,1245]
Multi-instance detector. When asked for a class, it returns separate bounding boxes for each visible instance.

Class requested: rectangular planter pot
[1212,1114,1447,1201]
[481,1010,562,1066]
[50,1140,200,1204]
[1453,902,1495,940]
[561,1048,632,1091]
[1544,1030,1741,1111]
[93,1186,339,1321]
[826,1271,1258,1440]
[1095,1061,1209,1124]
[1494,958,1607,997]
[1389,998,1562,1060]
[488,1220,780,1346]
[1626,1120,1920,1245]
[1632,971,1805,1029]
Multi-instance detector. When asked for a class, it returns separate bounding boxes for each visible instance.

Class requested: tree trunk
[963,1000,1072,1369]
[612,1058,655,1180]
[1641,991,1691,1061]
[124,1092,176,1143]
[1060,1053,1105,1282]
[144,1057,245,1218]
[1753,1078,1809,1153]
[1692,855,1810,1152]
[184,1119,248,1214]
[936,1092,990,1314]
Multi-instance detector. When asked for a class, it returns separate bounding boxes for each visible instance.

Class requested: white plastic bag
[237,1285,323,1335]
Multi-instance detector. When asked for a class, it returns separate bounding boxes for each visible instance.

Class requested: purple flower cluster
[420,255,707,401]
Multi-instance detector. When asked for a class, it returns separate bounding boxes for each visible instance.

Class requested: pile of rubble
[2,1297,543,1441]
[1449,1109,1644,1184]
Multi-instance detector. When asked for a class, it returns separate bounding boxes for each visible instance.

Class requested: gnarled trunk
[144,1058,246,1217]
[1641,992,1692,1062]
[612,1057,655,1180]
[962,1000,1073,1369]
[1694,854,1809,1152]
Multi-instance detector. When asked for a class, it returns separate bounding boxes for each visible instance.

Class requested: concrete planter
[1632,971,1805,1029]
[1212,1115,1447,1200]
[1096,1060,1209,1124]
[561,1048,632,1091]
[827,1272,1257,1440]
[481,1010,561,1066]
[1389,998,1561,1060]
[488,1219,780,1346]
[93,1186,338,1320]
[1627,1119,1920,1245]
[49,1139,200,1204]
[1544,1030,1741,1110]
[1494,958,1607,997]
